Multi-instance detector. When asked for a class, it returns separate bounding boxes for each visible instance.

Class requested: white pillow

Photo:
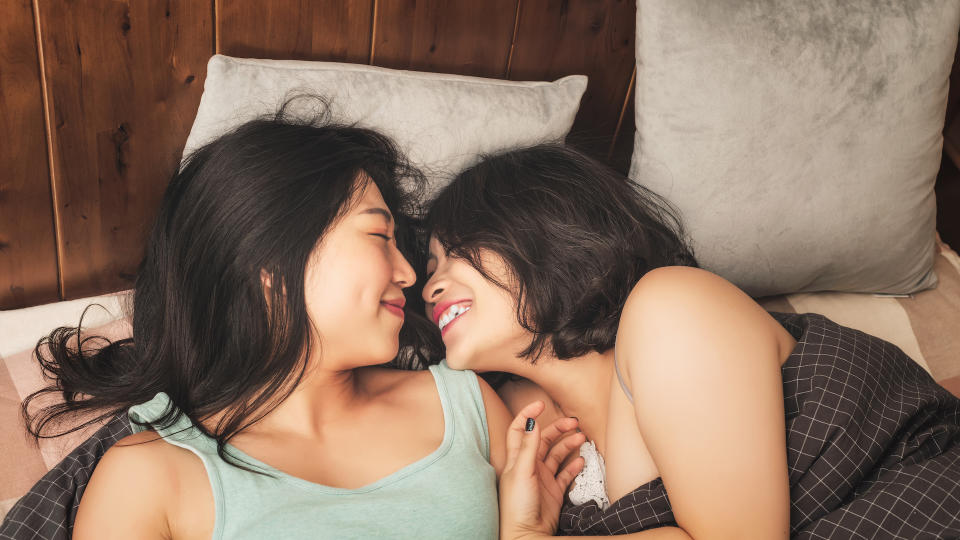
[184,55,587,198]
[0,291,129,358]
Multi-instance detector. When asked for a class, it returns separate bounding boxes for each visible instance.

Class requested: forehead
[428,235,451,259]
[355,178,386,208]
[348,179,392,219]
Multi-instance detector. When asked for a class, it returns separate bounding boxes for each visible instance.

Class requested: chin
[442,353,471,371]
[371,341,400,366]
[443,353,493,374]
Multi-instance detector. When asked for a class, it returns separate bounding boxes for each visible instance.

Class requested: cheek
[304,261,367,331]
[456,296,529,362]
[312,245,390,299]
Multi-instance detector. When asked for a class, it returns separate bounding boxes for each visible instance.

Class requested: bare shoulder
[374,366,510,437]
[619,266,795,373]
[616,267,792,538]
[625,266,753,314]
[474,375,511,476]
[75,430,214,540]
[623,266,789,343]
[476,377,510,422]
[73,431,177,539]
[92,430,182,485]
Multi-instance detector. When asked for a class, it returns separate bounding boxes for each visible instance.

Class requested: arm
[73,432,174,539]
[617,266,790,540]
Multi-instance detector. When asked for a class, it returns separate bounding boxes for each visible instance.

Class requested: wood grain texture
[937,37,960,248]
[609,74,635,175]
[944,32,960,136]
[372,0,518,78]
[509,0,636,162]
[936,151,960,248]
[36,0,212,300]
[218,0,373,62]
[943,36,960,168]
[0,0,59,309]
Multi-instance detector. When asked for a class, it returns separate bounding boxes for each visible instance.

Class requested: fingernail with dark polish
[525,418,535,432]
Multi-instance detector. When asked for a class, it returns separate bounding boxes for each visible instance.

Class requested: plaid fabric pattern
[0,415,131,540]
[559,312,960,538]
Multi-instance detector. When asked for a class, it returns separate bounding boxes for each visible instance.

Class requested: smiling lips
[433,299,472,336]
[381,297,405,319]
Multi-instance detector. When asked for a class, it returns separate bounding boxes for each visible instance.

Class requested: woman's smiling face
[302,177,416,370]
[422,236,530,371]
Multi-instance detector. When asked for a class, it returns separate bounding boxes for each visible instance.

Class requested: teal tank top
[127,361,498,539]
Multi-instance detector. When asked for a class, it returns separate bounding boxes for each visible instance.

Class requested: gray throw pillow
[630,1,960,296]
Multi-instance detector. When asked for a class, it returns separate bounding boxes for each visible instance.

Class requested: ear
[260,268,273,291]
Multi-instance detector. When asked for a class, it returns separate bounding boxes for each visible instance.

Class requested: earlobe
[260,269,272,290]
[261,269,287,297]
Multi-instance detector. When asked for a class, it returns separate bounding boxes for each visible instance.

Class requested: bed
[2,0,959,536]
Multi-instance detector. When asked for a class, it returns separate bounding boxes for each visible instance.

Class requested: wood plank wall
[0,0,957,310]
[0,0,636,310]
[0,0,58,309]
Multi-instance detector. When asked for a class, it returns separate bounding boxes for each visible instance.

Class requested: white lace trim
[568,440,610,510]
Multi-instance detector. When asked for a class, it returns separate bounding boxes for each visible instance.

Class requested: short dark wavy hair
[426,144,697,362]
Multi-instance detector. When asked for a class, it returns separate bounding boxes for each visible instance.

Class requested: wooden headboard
[1,0,957,310]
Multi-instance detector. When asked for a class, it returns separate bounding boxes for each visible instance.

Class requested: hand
[499,401,586,540]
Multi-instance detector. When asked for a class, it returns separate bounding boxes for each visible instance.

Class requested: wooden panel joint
[31,0,64,300]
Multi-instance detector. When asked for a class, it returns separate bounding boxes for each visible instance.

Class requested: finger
[505,401,546,471]
[514,414,541,478]
[536,417,580,461]
[544,431,586,475]
[555,456,586,492]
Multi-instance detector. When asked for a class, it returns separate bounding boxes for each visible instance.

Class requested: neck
[232,358,370,439]
[512,348,615,447]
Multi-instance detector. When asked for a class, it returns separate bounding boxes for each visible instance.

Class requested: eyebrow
[360,207,394,223]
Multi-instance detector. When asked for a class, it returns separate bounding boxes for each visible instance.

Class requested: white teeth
[438,303,471,331]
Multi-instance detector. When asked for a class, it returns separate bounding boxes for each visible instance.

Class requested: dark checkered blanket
[0,416,131,540]
[4,312,958,539]
[559,312,960,538]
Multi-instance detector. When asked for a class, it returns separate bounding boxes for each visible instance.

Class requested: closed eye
[370,233,392,241]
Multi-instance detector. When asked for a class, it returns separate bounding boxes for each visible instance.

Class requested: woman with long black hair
[20,103,568,539]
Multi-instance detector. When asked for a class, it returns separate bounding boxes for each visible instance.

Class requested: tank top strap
[128,392,220,453]
[429,360,490,461]
[128,392,230,538]
[614,353,635,403]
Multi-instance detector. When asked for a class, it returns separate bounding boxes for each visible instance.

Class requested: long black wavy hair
[22,99,443,466]
[426,144,697,364]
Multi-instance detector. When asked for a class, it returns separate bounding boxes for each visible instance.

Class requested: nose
[422,272,445,303]
[393,247,416,289]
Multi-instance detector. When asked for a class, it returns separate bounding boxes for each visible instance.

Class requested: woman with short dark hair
[423,144,960,539]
